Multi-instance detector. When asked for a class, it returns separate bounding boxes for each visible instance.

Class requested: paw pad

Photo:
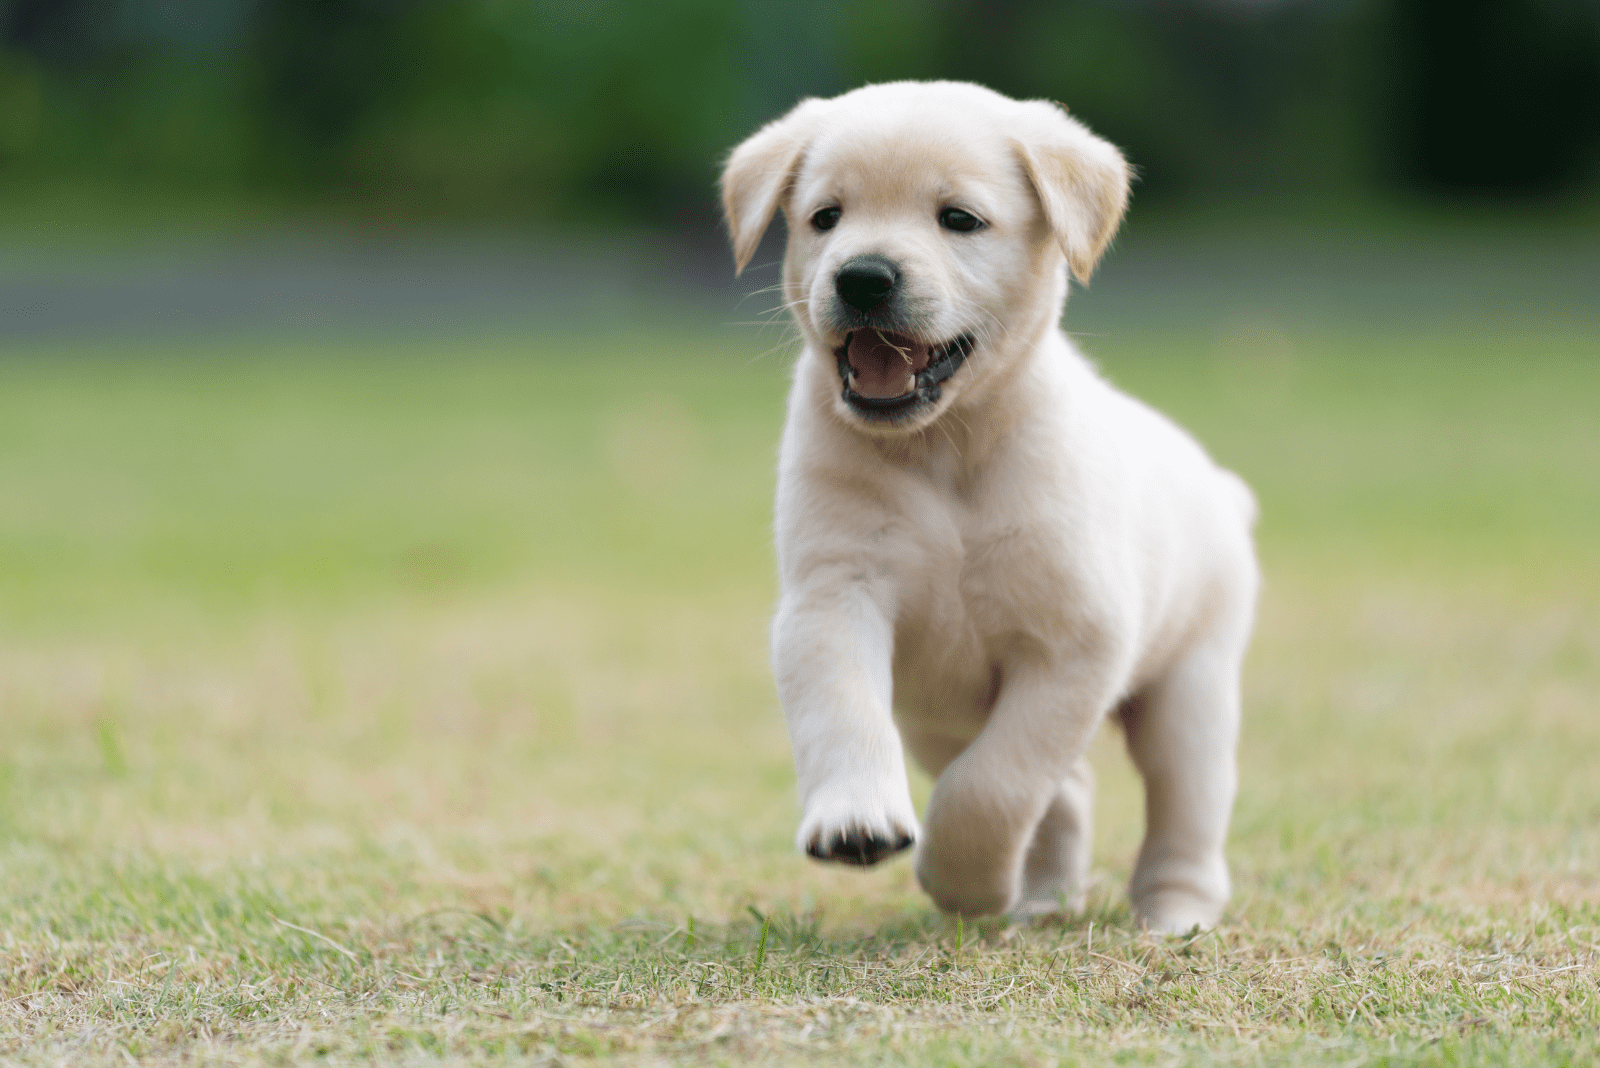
[806,828,914,867]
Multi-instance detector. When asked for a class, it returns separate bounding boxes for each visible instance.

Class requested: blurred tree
[245,0,414,188]
[1386,0,1600,194]
[1,0,254,190]
[244,0,742,221]
[0,0,1595,227]
[1,0,115,66]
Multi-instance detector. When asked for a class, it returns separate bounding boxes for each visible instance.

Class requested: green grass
[2,309,1598,1065]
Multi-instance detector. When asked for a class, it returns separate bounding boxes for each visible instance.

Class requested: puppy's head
[721,81,1131,434]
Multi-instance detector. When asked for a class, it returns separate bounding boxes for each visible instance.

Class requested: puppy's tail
[1217,468,1259,529]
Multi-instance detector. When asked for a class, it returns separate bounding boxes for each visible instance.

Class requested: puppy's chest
[903,515,1054,626]
[889,500,1073,726]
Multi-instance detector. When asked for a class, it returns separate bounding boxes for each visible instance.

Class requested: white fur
[721,82,1259,932]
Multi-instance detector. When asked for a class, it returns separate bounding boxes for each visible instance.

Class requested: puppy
[720,81,1258,933]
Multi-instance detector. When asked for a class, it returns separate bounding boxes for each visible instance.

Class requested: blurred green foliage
[0,0,1596,228]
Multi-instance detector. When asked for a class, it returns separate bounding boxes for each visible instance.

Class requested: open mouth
[833,330,976,422]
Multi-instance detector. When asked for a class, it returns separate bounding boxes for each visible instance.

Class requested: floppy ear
[1014,104,1132,284]
[720,99,824,275]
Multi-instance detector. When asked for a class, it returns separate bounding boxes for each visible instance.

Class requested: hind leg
[1013,757,1096,917]
[1121,642,1244,933]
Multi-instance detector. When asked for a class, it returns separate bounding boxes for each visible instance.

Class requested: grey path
[0,229,729,342]
[1,223,1595,344]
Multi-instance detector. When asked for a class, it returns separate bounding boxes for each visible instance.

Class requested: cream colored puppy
[721,81,1258,933]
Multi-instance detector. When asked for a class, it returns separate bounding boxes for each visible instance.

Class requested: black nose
[834,255,901,312]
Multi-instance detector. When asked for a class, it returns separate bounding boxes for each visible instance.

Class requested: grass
[2,289,1598,1064]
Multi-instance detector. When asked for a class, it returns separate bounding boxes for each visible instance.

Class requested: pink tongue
[846,331,932,399]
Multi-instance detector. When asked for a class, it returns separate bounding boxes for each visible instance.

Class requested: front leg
[916,653,1122,915]
[773,584,918,866]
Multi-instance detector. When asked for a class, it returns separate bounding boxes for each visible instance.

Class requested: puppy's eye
[811,207,842,232]
[939,208,983,233]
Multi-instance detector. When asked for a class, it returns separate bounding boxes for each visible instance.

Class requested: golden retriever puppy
[720,81,1258,932]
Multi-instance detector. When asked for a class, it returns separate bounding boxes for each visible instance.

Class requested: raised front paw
[807,825,913,865]
[797,787,918,867]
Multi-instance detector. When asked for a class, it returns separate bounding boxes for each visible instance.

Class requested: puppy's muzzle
[828,254,974,425]
[834,255,900,313]
[835,331,976,424]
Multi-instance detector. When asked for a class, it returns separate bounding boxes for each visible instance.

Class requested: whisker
[748,338,802,365]
[934,415,963,460]
[755,297,809,316]
[735,282,790,305]
[939,394,975,436]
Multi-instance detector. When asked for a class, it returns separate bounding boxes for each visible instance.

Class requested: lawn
[2,262,1598,1065]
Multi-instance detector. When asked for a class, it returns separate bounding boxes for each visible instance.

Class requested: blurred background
[4,0,1600,224]
[1,0,1598,340]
